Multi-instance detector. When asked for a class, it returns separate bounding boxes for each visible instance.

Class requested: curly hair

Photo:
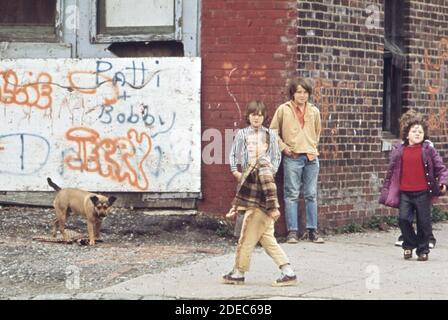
[399,110,429,144]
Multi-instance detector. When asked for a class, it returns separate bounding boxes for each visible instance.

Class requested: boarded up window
[94,0,182,43]
[0,0,58,42]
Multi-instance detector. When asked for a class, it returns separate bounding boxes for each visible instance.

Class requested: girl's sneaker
[417,253,428,261]
[395,235,404,247]
[403,249,412,260]
[429,239,435,249]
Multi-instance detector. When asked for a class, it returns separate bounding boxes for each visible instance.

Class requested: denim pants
[398,190,432,255]
[283,154,319,232]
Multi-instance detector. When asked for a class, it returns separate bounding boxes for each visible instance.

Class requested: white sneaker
[396,241,434,248]
[395,235,403,247]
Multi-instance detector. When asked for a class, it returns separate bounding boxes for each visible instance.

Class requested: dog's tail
[47,177,61,192]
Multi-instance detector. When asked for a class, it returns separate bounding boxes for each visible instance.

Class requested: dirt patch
[0,205,235,299]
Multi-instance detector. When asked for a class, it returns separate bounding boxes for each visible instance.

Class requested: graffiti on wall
[0,133,50,175]
[0,70,53,109]
[221,62,272,125]
[0,58,201,192]
[423,37,448,136]
[314,78,357,160]
[64,127,152,191]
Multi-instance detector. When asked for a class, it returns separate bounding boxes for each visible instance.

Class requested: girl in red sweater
[380,111,448,261]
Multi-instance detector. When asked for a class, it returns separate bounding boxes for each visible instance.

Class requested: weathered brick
[199,0,297,220]
[200,0,448,232]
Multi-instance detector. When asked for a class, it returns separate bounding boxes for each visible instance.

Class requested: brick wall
[296,0,448,231]
[199,0,448,233]
[403,0,448,153]
[199,0,298,222]
[296,0,390,230]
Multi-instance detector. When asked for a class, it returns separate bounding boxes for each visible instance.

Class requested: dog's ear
[108,196,117,206]
[90,196,99,205]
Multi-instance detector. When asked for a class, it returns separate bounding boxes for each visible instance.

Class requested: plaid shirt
[231,156,280,213]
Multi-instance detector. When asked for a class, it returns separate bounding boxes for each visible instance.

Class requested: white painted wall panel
[0,57,201,192]
[106,0,174,27]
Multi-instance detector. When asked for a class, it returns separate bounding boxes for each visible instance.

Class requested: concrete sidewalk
[95,222,448,300]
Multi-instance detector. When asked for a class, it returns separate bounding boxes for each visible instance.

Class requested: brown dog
[47,177,117,245]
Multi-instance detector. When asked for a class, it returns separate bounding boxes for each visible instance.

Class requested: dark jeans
[398,191,432,255]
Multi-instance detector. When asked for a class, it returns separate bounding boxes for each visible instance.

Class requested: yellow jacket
[270,101,321,155]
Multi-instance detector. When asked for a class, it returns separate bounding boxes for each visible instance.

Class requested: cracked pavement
[2,204,447,300]
[94,221,448,300]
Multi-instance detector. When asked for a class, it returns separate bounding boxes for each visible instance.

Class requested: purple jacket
[379,141,448,208]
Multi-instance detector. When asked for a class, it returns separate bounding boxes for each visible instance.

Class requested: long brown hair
[288,78,313,100]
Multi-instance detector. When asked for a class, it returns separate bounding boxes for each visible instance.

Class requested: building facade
[199,0,448,233]
[1,0,447,233]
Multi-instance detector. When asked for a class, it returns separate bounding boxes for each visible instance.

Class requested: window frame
[382,51,403,137]
[382,0,404,137]
[91,0,182,43]
[0,0,63,43]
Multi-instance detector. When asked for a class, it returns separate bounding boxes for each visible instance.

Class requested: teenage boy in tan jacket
[270,78,324,244]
